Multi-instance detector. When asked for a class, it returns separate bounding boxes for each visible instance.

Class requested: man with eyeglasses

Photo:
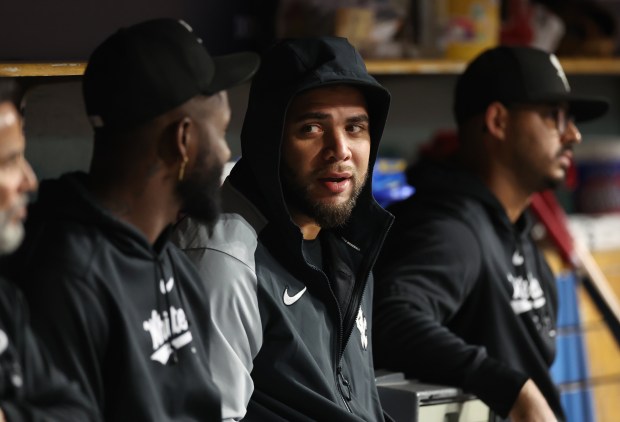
[373,46,608,422]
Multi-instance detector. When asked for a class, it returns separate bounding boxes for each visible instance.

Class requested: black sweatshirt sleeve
[19,274,108,417]
[0,281,97,421]
[373,217,527,417]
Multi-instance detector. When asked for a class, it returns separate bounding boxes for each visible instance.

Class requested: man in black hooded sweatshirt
[0,79,95,421]
[373,46,609,422]
[173,37,393,421]
[3,19,259,420]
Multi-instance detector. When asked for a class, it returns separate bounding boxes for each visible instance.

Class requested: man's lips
[8,199,28,222]
[317,172,352,194]
[9,207,27,224]
[558,149,573,167]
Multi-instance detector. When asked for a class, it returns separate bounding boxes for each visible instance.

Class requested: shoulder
[7,219,113,315]
[173,213,260,272]
[379,196,484,276]
[0,278,25,322]
[387,200,480,250]
[173,181,268,272]
[20,214,107,277]
[388,189,491,240]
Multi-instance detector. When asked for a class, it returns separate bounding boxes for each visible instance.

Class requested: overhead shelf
[0,62,86,77]
[365,57,620,75]
[3,58,620,77]
[365,59,466,75]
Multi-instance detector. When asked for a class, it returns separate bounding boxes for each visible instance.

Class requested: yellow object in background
[444,0,500,60]
[334,7,375,51]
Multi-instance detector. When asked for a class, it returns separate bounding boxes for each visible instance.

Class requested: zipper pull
[337,366,352,401]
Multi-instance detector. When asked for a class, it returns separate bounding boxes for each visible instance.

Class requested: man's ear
[170,117,194,182]
[154,116,193,181]
[484,101,509,140]
[174,116,193,162]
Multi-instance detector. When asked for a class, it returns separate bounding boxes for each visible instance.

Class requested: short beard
[177,159,224,234]
[0,210,25,255]
[539,146,573,191]
[281,164,367,229]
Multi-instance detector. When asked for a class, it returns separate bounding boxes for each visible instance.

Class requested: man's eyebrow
[346,114,369,124]
[0,150,23,166]
[291,111,330,123]
[288,112,369,125]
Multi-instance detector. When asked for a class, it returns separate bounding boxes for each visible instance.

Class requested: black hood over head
[229,36,391,248]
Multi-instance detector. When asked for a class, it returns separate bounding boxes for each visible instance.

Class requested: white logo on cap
[178,20,193,33]
[178,19,203,44]
[549,55,570,91]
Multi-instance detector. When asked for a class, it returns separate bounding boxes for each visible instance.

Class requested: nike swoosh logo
[283,286,307,306]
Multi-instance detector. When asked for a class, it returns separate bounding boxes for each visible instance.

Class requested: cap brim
[530,93,609,122]
[208,52,260,94]
[567,97,609,122]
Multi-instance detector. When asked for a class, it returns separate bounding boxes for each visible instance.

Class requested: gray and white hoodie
[173,36,393,421]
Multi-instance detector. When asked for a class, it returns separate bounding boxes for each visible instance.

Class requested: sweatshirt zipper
[305,260,353,414]
[338,216,393,358]
[332,247,376,413]
[337,365,353,413]
[331,270,355,414]
[338,248,376,359]
[304,216,393,414]
[334,224,393,411]
[325,263,365,413]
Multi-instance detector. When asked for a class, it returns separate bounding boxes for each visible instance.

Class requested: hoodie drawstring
[155,256,178,365]
[168,249,191,330]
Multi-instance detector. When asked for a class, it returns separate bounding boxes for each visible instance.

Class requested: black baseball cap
[454,46,608,124]
[83,18,260,130]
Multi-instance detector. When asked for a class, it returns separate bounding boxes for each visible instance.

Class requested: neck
[459,144,531,224]
[289,210,321,240]
[89,169,179,244]
[483,169,532,224]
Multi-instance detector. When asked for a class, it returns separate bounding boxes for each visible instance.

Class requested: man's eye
[543,108,558,119]
[300,124,320,134]
[347,124,366,133]
[0,155,22,170]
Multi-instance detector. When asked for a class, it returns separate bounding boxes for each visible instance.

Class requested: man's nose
[20,158,38,194]
[562,120,582,146]
[323,129,351,162]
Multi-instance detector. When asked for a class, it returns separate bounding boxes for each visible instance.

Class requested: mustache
[314,165,356,177]
[6,196,28,217]
[556,145,574,157]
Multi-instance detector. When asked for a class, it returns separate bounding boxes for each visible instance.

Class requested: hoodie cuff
[462,358,528,418]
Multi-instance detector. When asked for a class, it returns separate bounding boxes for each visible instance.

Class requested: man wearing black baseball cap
[453,46,608,125]
[4,18,259,420]
[374,46,608,422]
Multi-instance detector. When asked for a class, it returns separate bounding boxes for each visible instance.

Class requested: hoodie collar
[407,159,531,233]
[33,171,172,259]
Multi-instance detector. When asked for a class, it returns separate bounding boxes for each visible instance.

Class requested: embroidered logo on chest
[356,307,368,350]
[507,272,546,314]
[283,286,307,306]
[142,277,194,364]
